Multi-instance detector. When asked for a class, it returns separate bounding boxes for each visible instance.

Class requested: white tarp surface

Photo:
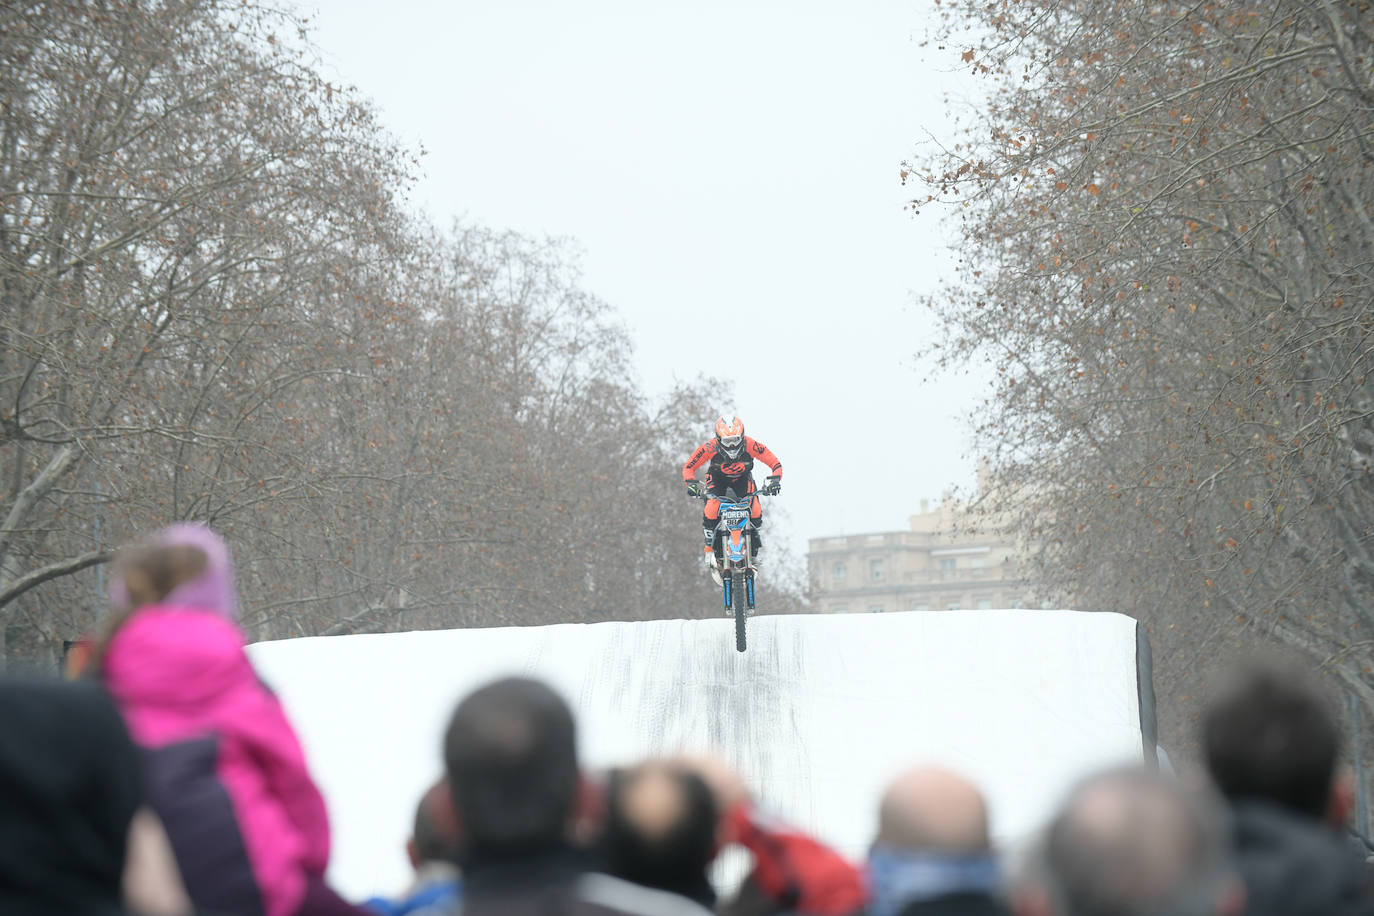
[247,609,1146,901]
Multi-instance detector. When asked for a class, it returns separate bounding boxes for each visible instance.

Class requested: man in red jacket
[682,416,783,568]
[672,755,866,916]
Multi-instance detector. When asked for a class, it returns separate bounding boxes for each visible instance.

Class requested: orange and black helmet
[715,416,745,459]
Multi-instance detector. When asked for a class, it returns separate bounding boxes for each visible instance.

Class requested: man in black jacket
[599,762,719,908]
[865,767,1007,916]
[1202,660,1374,916]
[444,677,711,916]
[0,677,142,916]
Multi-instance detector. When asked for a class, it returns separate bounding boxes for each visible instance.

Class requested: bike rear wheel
[732,570,747,652]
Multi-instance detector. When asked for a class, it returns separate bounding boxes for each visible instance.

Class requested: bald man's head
[877,767,991,854]
[1028,767,1237,916]
[621,764,689,842]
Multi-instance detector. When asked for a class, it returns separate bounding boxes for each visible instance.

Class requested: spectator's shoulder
[576,873,714,916]
[363,884,462,916]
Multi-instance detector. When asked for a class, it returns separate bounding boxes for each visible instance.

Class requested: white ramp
[246,610,1152,901]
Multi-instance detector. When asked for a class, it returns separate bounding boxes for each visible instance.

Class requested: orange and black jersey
[682,436,783,488]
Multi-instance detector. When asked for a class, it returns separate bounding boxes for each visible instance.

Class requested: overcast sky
[301,1,987,560]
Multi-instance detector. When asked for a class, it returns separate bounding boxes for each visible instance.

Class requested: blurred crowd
[3,523,1373,916]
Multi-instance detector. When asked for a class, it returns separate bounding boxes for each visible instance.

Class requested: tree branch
[0,548,115,611]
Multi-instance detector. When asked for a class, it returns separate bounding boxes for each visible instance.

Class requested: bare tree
[0,0,414,661]
[283,227,786,635]
[1,1,806,665]
[912,0,1374,750]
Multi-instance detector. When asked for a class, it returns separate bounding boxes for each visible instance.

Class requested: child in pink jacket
[95,523,367,916]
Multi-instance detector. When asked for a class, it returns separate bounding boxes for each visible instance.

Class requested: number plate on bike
[721,508,750,522]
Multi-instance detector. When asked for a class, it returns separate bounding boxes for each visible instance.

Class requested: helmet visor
[719,434,743,455]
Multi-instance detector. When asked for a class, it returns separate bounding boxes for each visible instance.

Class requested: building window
[833,561,847,582]
[832,605,848,614]
[911,602,929,612]
[869,605,885,614]
[870,558,885,582]
[946,601,961,610]
[975,598,993,610]
[1008,596,1024,609]
[939,557,957,579]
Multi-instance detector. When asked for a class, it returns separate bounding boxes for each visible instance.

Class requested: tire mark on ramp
[656,617,812,822]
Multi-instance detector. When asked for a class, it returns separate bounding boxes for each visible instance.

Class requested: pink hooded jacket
[102,524,331,916]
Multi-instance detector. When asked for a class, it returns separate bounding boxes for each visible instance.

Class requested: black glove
[764,475,782,496]
[686,480,704,498]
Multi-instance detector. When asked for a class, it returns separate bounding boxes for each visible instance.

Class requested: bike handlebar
[689,482,780,502]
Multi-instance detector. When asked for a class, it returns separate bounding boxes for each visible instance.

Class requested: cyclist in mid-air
[682,416,782,569]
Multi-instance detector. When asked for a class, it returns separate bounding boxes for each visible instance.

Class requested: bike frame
[695,481,776,608]
[691,478,778,652]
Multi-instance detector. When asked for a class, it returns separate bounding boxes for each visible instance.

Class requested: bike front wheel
[732,570,747,652]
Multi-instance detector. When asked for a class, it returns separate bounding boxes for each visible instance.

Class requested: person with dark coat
[443,677,712,916]
[598,762,719,908]
[1202,660,1374,916]
[0,676,143,915]
[866,768,1007,916]
[1229,803,1371,915]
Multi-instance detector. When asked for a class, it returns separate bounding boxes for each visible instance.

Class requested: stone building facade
[806,494,1027,614]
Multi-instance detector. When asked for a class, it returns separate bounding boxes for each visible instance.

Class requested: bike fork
[722,574,732,611]
[745,568,755,610]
